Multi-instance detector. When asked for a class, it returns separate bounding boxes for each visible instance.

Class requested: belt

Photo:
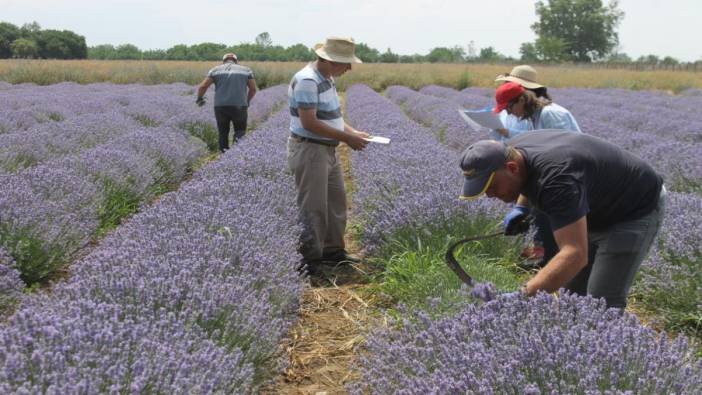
[290,134,339,147]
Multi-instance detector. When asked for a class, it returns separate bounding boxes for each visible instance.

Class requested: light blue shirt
[493,110,532,141]
[288,63,343,142]
[533,103,581,132]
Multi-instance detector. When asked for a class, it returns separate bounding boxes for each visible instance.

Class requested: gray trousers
[566,186,667,309]
[287,136,347,261]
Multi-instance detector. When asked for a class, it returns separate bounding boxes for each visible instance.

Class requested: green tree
[88,44,117,59]
[190,42,226,60]
[427,46,464,63]
[10,38,39,58]
[285,43,314,61]
[636,54,659,64]
[142,48,166,60]
[0,22,21,58]
[254,32,272,47]
[166,44,190,60]
[478,47,501,62]
[379,48,399,63]
[660,56,679,66]
[519,42,540,62]
[355,43,380,62]
[531,0,624,62]
[534,36,570,62]
[115,43,142,60]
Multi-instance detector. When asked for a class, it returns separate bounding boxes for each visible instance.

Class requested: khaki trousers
[287,136,346,260]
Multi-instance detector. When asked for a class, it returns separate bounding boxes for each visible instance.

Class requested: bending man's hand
[503,206,531,236]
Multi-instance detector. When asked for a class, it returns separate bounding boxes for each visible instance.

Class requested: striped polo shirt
[207,62,254,107]
[288,63,343,142]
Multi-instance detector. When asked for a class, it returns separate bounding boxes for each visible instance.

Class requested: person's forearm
[301,118,350,141]
[525,246,587,295]
[247,88,256,103]
[197,85,207,98]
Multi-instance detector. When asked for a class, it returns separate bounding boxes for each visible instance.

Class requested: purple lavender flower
[350,291,702,394]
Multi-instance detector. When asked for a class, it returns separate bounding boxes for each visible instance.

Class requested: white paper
[458,110,504,130]
[364,135,391,144]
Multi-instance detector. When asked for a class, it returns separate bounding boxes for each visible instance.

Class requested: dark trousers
[533,210,559,266]
[566,188,666,309]
[214,106,248,152]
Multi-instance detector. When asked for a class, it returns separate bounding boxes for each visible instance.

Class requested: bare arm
[197,77,214,98]
[524,216,588,295]
[247,78,257,103]
[298,108,368,150]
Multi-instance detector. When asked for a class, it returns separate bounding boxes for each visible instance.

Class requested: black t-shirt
[508,130,663,231]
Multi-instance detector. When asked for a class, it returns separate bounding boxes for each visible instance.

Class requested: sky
[1,0,701,62]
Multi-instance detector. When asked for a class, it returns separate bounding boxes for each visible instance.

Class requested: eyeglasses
[506,99,518,113]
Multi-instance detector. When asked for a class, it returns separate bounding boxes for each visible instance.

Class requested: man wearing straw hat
[287,37,369,273]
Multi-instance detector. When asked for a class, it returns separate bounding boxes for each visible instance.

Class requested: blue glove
[196,96,206,107]
[503,206,531,236]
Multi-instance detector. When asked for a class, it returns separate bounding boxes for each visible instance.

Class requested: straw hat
[314,37,362,64]
[495,65,543,89]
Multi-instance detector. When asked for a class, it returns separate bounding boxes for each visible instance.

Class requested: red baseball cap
[493,82,525,113]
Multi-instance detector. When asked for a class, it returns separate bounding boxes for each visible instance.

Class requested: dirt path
[263,122,387,393]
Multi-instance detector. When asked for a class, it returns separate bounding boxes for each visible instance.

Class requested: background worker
[287,37,370,273]
[492,64,549,140]
[458,133,665,309]
[196,53,257,152]
[493,80,582,269]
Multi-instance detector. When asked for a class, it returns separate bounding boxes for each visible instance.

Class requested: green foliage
[0,22,21,58]
[96,178,143,237]
[9,38,38,59]
[0,224,71,285]
[373,216,527,311]
[634,253,702,339]
[426,46,465,63]
[181,121,219,153]
[526,0,624,62]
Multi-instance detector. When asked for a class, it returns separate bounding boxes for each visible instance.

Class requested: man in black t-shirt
[458,131,666,308]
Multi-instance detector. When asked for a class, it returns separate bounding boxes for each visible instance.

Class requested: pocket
[602,230,643,255]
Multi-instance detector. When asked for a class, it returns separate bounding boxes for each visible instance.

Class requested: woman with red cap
[492,66,581,270]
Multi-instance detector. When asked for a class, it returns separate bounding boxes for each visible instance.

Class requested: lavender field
[0,80,700,393]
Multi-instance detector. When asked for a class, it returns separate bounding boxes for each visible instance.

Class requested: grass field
[2,59,702,92]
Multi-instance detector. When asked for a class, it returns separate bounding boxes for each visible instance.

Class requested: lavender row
[345,84,506,254]
[350,291,702,394]
[0,124,207,284]
[0,109,305,393]
[386,85,483,152]
[0,83,288,172]
[414,85,702,192]
[346,85,701,392]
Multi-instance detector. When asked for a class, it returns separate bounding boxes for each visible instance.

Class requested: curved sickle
[444,231,503,286]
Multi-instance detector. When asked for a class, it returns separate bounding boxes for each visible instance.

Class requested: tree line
[1,1,700,65]
[0,22,87,59]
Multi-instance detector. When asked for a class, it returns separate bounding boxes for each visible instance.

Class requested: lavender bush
[0,83,286,285]
[351,292,702,394]
[346,84,506,254]
[0,109,305,392]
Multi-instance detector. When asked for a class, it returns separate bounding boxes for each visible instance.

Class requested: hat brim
[495,75,543,90]
[459,171,495,200]
[314,46,363,64]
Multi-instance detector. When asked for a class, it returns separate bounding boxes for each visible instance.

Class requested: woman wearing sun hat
[491,65,552,140]
[493,66,581,269]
